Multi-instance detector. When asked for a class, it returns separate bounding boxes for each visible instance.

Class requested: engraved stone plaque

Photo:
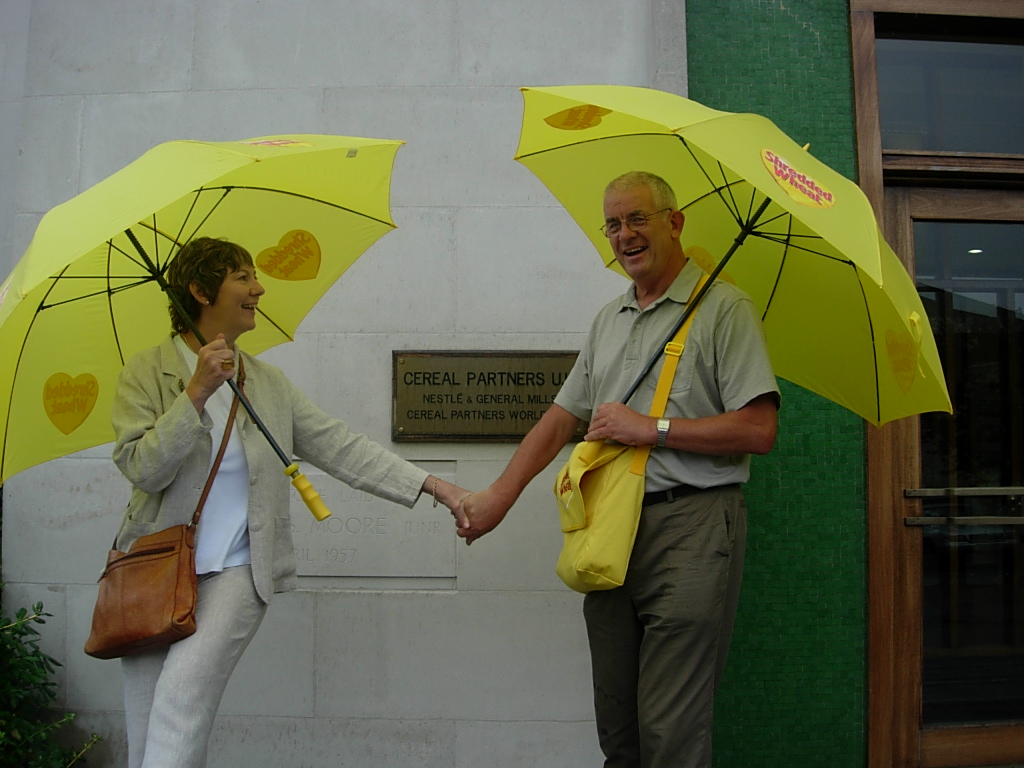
[289,465,456,578]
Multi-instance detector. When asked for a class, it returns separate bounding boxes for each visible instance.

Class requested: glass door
[910,219,1024,726]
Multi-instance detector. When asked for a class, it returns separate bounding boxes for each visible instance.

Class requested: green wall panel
[685,2,868,766]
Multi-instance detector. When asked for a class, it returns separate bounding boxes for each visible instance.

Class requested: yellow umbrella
[0,134,403,517]
[515,85,952,426]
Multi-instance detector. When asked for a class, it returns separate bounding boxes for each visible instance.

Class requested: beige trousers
[121,564,267,768]
[583,485,746,768]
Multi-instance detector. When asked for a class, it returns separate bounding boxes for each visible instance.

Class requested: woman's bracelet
[431,475,439,508]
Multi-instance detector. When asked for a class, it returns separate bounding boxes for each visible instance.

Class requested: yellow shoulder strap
[631,273,711,472]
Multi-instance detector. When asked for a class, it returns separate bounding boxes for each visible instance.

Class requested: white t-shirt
[174,336,251,574]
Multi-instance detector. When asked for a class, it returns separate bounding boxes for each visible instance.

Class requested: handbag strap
[630,273,710,473]
[189,357,245,528]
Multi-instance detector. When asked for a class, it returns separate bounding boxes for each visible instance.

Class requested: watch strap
[656,418,670,447]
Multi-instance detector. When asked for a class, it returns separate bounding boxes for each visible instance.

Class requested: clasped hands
[433,482,510,546]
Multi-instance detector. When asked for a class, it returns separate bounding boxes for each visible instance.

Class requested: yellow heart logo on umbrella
[544,105,613,131]
[43,373,99,435]
[886,329,919,394]
[685,245,736,285]
[256,230,321,281]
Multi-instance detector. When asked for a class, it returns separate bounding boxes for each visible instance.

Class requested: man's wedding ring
[221,360,234,370]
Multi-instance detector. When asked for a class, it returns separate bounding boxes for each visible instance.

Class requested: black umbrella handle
[123,229,331,520]
[620,195,772,405]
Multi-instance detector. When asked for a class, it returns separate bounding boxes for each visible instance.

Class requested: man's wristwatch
[655,418,671,448]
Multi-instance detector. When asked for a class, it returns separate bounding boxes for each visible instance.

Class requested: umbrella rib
[514,133,671,161]
[174,188,229,252]
[853,261,883,425]
[32,274,154,282]
[741,186,759,230]
[144,213,163,275]
[675,138,844,261]
[134,218,185,279]
[106,242,128,366]
[36,280,153,311]
[0,266,74,478]
[750,208,790,230]
[759,248,883,423]
[756,232,827,249]
[1,323,37,480]
[677,136,744,226]
[716,168,751,229]
[201,185,398,229]
[751,231,855,264]
[759,217,793,323]
[711,161,745,224]
[105,237,155,274]
[682,180,748,211]
[255,308,294,343]
[136,219,185,252]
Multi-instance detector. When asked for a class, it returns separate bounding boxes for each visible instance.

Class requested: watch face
[657,419,670,446]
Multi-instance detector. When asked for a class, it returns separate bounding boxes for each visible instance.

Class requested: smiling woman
[105,236,472,768]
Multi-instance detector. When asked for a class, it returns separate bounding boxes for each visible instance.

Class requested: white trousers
[122,564,267,768]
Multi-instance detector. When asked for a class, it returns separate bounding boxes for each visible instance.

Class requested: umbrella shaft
[221,378,291,465]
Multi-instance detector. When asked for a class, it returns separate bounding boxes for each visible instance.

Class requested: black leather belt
[642,483,739,506]
[642,483,702,507]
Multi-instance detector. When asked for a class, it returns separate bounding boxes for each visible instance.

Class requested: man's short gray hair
[605,171,678,211]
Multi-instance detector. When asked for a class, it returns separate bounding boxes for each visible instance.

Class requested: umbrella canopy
[0,134,402,484]
[515,85,952,426]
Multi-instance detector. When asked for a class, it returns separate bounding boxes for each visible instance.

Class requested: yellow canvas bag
[553,275,708,592]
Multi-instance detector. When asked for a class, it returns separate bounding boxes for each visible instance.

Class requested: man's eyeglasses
[601,208,672,237]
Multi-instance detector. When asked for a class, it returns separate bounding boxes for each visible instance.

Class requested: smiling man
[461,171,780,768]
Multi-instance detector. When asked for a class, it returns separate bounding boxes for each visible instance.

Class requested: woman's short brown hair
[165,237,254,335]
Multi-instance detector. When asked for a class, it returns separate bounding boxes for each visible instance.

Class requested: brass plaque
[392,351,580,441]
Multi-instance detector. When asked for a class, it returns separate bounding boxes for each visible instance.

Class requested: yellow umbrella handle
[285,463,332,521]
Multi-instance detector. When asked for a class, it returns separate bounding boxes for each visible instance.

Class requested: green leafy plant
[0,600,100,767]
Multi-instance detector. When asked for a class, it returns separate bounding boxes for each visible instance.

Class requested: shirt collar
[619,259,704,313]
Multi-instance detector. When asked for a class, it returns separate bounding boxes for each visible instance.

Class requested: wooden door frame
[851,3,1024,767]
[884,187,1024,768]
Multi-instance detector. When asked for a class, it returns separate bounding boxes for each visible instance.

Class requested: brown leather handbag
[84,370,242,659]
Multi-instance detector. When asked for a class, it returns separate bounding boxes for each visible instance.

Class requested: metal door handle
[905,516,1024,527]
[904,487,1024,498]
[903,487,1024,526]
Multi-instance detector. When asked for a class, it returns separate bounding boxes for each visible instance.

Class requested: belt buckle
[664,484,693,502]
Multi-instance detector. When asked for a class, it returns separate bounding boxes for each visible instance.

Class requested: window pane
[877,38,1024,154]
[922,512,1024,725]
[917,220,1024,725]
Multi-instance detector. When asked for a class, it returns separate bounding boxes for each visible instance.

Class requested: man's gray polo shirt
[554,260,779,491]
